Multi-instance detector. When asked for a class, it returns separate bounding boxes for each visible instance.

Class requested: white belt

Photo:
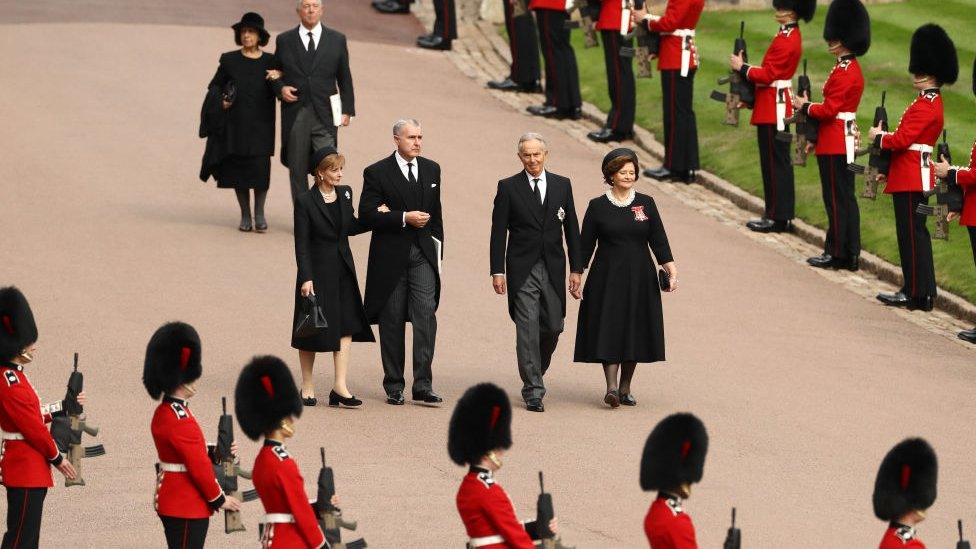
[665,29,696,77]
[261,513,295,524]
[836,112,856,121]
[1,432,24,441]
[908,144,935,191]
[158,462,187,472]
[838,112,858,162]
[663,29,695,37]
[469,535,505,547]
[773,80,792,89]
[908,144,934,153]
[773,81,792,131]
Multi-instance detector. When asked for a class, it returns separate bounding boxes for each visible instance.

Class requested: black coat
[489,170,583,320]
[271,25,354,166]
[358,154,445,323]
[293,185,374,351]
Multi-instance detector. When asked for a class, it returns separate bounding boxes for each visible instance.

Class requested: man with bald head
[271,0,355,203]
[490,133,583,412]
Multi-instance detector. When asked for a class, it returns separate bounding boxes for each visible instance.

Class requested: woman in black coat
[293,147,378,408]
[573,148,678,408]
[204,12,279,233]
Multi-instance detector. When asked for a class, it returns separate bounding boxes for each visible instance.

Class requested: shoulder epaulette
[665,497,684,516]
[3,370,20,387]
[169,402,189,420]
[476,471,495,488]
[895,525,916,542]
[272,445,291,461]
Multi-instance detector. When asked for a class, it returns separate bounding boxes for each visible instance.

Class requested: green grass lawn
[555,0,976,302]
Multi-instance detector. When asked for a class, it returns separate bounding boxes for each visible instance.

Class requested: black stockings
[603,362,636,394]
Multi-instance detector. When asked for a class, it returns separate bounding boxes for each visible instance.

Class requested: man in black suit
[272,0,355,203]
[359,119,445,405]
[490,133,583,412]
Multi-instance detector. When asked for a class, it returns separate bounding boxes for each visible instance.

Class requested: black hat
[0,287,38,363]
[640,413,709,491]
[233,12,270,47]
[143,322,203,400]
[823,0,871,56]
[235,356,303,440]
[773,0,817,22]
[601,148,640,181]
[309,146,340,175]
[909,24,958,85]
[447,383,513,466]
[873,438,938,521]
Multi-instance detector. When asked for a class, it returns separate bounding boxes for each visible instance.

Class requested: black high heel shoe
[619,393,637,406]
[329,390,362,408]
[301,392,317,407]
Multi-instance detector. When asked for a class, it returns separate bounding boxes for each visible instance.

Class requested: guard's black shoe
[527,104,558,117]
[807,253,835,269]
[835,256,859,272]
[386,391,405,405]
[746,218,792,233]
[958,328,976,344]
[526,399,545,412]
[877,292,910,308]
[553,107,583,120]
[374,0,410,13]
[519,82,543,93]
[417,35,451,50]
[412,391,443,404]
[587,127,632,143]
[643,166,671,180]
[907,295,934,312]
[487,78,519,91]
[669,170,697,184]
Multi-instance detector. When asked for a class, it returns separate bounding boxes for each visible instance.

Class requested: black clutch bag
[294,294,328,338]
[658,269,670,292]
[221,80,237,104]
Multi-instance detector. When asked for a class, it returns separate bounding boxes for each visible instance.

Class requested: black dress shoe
[587,127,633,143]
[643,166,671,180]
[807,253,834,269]
[518,82,543,93]
[958,328,976,344]
[374,0,410,13]
[834,256,859,272]
[386,392,405,405]
[527,104,558,117]
[619,393,637,406]
[328,390,362,408]
[417,35,451,50]
[553,107,583,120]
[239,216,253,232]
[301,395,317,407]
[668,170,698,184]
[604,390,620,408]
[906,295,934,312]
[487,78,520,91]
[412,391,443,404]
[746,218,792,233]
[526,399,545,412]
[877,292,910,308]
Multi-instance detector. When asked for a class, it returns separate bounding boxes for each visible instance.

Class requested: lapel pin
[345,190,351,200]
[557,207,566,221]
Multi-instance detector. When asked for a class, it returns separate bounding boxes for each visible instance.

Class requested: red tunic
[456,468,535,549]
[878,90,944,194]
[0,363,60,488]
[806,56,864,157]
[744,23,802,127]
[151,396,225,519]
[950,138,976,227]
[643,495,698,549]
[878,525,925,548]
[645,0,704,72]
[596,0,629,32]
[252,441,325,549]
[529,0,567,12]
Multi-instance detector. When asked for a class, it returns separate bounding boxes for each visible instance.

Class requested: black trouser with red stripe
[503,0,540,86]
[432,0,457,41]
[661,69,699,172]
[2,488,46,549]
[756,124,795,221]
[970,226,976,269]
[892,191,937,299]
[534,9,581,111]
[160,516,209,549]
[599,30,635,135]
[817,154,860,259]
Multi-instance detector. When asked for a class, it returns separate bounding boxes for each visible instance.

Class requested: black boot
[958,328,976,344]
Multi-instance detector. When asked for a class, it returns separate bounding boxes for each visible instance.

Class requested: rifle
[315,448,366,549]
[917,130,964,240]
[620,0,659,79]
[710,22,754,126]
[723,507,741,549]
[564,1,599,48]
[212,397,257,533]
[777,59,818,166]
[50,353,105,487]
[848,90,891,199]
[535,472,573,549]
[959,520,972,549]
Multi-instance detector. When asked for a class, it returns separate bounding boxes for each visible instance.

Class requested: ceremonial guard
[934,56,976,343]
[526,0,583,119]
[634,0,705,182]
[872,438,938,549]
[731,0,813,233]
[487,0,542,93]
[870,24,957,312]
[0,287,78,549]
[586,0,636,143]
[450,383,557,548]
[235,355,326,549]
[417,0,457,51]
[796,0,869,271]
[144,321,241,549]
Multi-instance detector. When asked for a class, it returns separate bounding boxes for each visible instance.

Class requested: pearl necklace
[318,186,337,201]
[605,189,636,207]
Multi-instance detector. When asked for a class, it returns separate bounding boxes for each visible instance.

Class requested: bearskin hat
[234,355,303,440]
[823,0,871,57]
[143,322,203,400]
[872,438,938,521]
[909,24,958,85]
[0,287,38,363]
[773,0,817,23]
[448,383,513,466]
[640,413,709,491]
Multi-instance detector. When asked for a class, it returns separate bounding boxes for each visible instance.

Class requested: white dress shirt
[525,170,547,203]
[299,23,323,51]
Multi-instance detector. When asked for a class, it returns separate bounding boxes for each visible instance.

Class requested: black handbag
[221,80,237,104]
[658,269,671,292]
[294,294,328,338]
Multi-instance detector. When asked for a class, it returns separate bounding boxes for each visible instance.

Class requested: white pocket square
[431,183,438,188]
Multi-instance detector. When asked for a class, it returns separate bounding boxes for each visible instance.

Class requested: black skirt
[215,154,270,190]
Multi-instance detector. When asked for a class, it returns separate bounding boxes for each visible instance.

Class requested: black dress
[292,186,375,352]
[207,50,277,190]
[574,191,673,364]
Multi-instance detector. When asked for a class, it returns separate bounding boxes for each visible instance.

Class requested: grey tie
[532,178,543,206]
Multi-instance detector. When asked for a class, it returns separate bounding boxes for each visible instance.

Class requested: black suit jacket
[489,170,583,319]
[358,154,445,323]
[272,24,354,166]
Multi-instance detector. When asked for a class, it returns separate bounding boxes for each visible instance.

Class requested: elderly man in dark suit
[490,133,583,412]
[272,0,355,203]
[359,119,445,406]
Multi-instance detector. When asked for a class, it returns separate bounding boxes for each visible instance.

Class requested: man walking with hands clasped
[490,133,583,412]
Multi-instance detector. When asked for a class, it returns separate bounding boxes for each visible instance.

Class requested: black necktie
[408,162,422,206]
[532,178,543,206]
[307,32,316,55]
[407,162,417,186]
